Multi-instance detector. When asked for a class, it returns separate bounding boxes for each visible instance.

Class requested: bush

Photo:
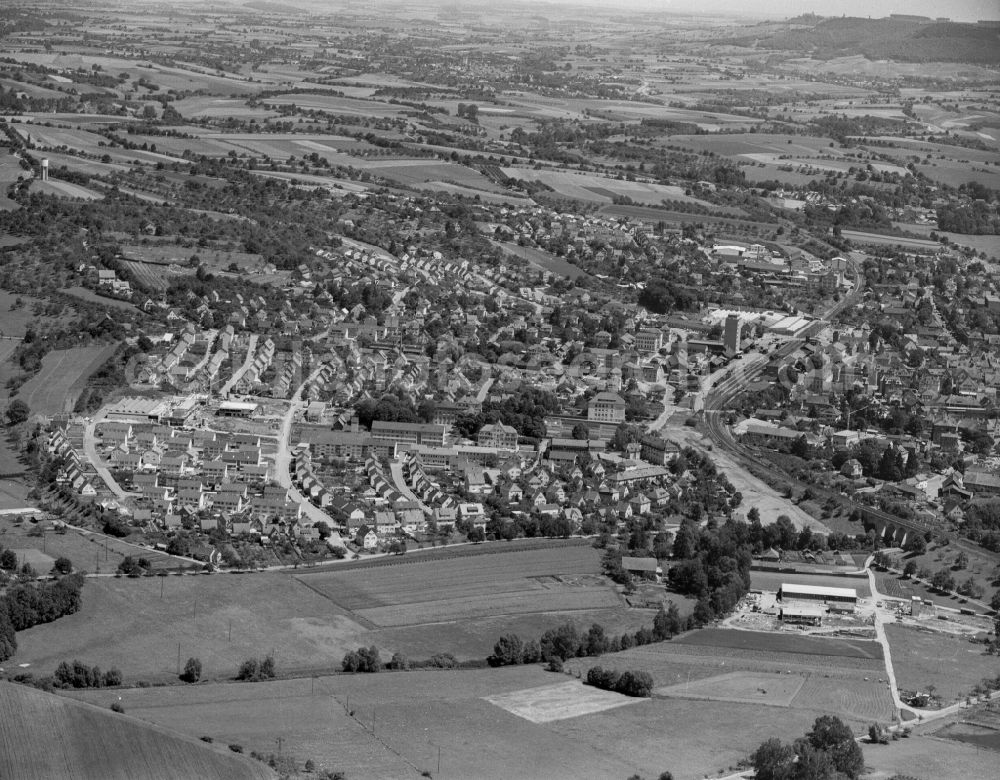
[387,652,410,671]
[52,557,73,575]
[428,652,457,669]
[342,646,381,673]
[181,657,202,683]
[236,654,275,681]
[868,723,888,744]
[229,744,244,754]
[110,701,124,714]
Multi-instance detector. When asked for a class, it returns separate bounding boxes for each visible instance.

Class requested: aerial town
[0,1,998,779]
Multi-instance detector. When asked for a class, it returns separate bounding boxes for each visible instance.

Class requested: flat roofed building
[779,605,824,626]
[778,583,857,605]
[217,400,258,418]
[371,420,447,447]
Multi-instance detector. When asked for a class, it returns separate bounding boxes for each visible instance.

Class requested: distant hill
[729,17,1000,65]
[0,682,275,780]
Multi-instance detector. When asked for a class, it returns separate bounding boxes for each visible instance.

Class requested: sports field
[17,345,117,415]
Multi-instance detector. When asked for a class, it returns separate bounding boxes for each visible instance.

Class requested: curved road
[218,333,259,397]
[273,365,341,528]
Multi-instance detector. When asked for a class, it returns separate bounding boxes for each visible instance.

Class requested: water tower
[41,158,49,181]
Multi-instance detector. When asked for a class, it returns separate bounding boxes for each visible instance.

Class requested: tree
[181,657,202,683]
[4,399,29,425]
[0,549,16,570]
[52,557,73,575]
[751,737,795,780]
[805,715,864,779]
[903,535,926,555]
[903,560,917,578]
[931,569,956,593]
[868,722,887,744]
[489,634,524,667]
[467,526,485,543]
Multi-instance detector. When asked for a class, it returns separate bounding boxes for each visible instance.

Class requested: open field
[12,544,656,681]
[420,180,529,204]
[0,289,75,337]
[12,572,371,681]
[295,544,624,627]
[0,477,31,508]
[60,286,141,312]
[841,229,941,250]
[359,158,506,192]
[566,633,894,724]
[674,628,884,660]
[67,667,642,779]
[891,222,1000,258]
[0,682,273,780]
[489,239,590,280]
[65,663,870,780]
[501,166,724,209]
[670,133,841,157]
[546,695,867,780]
[858,732,999,779]
[37,150,131,177]
[885,624,1000,704]
[17,344,117,415]
[262,93,405,117]
[171,96,279,119]
[32,179,103,200]
[654,670,805,706]
[750,570,871,596]
[0,149,23,210]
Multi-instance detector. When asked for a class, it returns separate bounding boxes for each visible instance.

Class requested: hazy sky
[622,0,999,22]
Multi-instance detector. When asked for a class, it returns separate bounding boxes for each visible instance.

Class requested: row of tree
[585,666,654,697]
[53,659,123,689]
[489,604,686,668]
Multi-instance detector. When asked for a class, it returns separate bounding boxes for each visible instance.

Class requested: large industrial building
[778,583,858,606]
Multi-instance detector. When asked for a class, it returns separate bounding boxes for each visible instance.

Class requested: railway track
[699,259,941,541]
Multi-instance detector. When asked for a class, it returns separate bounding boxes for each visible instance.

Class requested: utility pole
[437,745,441,775]
[176,642,180,675]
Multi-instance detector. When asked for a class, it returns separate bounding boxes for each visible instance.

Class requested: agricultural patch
[674,628,884,660]
[485,680,644,723]
[17,344,118,415]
